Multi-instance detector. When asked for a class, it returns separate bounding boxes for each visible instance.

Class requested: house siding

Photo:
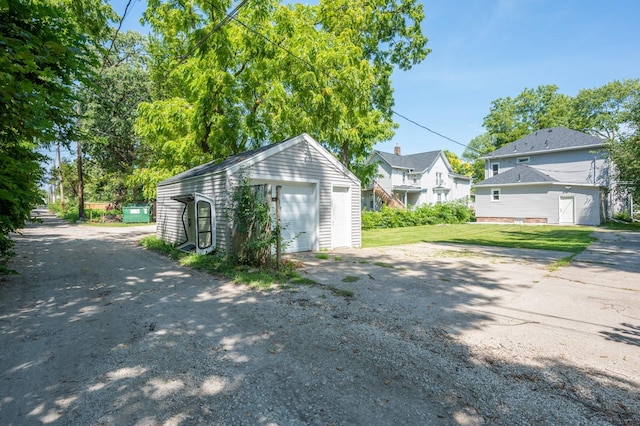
[485,148,609,185]
[157,135,361,253]
[475,184,601,225]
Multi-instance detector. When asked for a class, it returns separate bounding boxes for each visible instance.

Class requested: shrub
[362,201,473,230]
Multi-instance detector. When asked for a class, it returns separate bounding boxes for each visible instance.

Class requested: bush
[362,202,473,230]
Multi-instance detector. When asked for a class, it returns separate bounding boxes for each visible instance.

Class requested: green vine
[229,172,278,268]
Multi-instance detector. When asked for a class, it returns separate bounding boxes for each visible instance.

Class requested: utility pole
[77,139,85,220]
[57,140,64,211]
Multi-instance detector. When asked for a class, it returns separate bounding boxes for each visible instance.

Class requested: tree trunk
[57,140,64,210]
[77,140,85,220]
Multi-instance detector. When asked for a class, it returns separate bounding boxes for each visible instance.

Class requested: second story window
[436,172,443,186]
[491,163,499,176]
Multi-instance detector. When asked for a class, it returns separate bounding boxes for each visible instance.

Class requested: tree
[462,133,495,183]
[79,30,152,205]
[134,0,430,196]
[0,0,112,270]
[572,79,640,140]
[482,85,573,148]
[443,151,472,177]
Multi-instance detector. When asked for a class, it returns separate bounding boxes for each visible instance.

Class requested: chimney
[394,144,401,155]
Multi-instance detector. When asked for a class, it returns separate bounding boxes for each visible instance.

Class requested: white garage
[155,134,361,254]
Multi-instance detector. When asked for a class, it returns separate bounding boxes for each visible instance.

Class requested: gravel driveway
[1,211,638,425]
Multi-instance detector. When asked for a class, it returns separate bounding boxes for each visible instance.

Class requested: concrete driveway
[292,231,640,390]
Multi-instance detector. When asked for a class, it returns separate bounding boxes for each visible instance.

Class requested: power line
[219,8,478,155]
[178,0,252,64]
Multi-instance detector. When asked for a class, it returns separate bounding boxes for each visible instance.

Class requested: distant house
[156,134,361,254]
[474,127,626,225]
[361,145,471,210]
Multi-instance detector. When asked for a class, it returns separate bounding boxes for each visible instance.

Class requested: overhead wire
[215,4,479,154]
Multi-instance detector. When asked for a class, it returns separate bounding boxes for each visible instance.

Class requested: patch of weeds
[373,261,395,268]
[548,254,576,271]
[315,253,329,260]
[139,236,184,260]
[140,236,355,296]
[357,259,369,264]
[342,275,360,283]
[334,256,343,261]
[440,278,451,282]
[326,286,354,297]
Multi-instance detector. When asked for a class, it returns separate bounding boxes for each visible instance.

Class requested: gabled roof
[159,140,286,185]
[375,149,443,173]
[482,127,604,159]
[475,165,558,186]
[159,133,359,186]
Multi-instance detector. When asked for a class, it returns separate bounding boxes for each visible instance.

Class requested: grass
[139,236,351,296]
[602,221,640,232]
[363,224,597,254]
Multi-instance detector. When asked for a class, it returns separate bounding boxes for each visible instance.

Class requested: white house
[361,145,471,210]
[156,134,361,254]
[474,127,625,225]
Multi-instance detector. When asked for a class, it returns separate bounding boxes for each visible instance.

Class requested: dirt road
[1,211,638,425]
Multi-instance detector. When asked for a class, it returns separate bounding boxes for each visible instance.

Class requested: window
[491,188,501,202]
[402,172,406,183]
[491,163,499,176]
[436,172,443,186]
[437,193,442,203]
[517,157,530,164]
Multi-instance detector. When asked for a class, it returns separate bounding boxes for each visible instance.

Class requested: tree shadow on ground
[0,218,638,425]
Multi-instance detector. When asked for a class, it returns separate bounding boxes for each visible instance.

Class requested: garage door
[278,184,317,253]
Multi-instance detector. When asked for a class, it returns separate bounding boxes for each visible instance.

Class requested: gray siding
[156,169,233,252]
[487,148,609,185]
[157,135,361,252]
[475,184,601,225]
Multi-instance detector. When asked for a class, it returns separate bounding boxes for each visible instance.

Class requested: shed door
[279,184,316,253]
[332,186,352,248]
[559,196,575,224]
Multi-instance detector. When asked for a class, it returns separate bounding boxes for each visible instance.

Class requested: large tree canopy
[0,0,113,270]
[133,0,430,196]
[79,30,152,204]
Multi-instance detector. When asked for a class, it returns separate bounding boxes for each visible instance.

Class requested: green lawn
[362,224,597,253]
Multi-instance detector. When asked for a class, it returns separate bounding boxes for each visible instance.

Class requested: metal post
[275,185,282,269]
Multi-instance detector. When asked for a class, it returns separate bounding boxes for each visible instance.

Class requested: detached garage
[155,133,361,254]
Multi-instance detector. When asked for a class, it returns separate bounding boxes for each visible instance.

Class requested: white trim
[480,143,604,160]
[475,181,604,188]
[491,188,501,202]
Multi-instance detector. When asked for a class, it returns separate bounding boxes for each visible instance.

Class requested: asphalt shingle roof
[159,138,291,185]
[375,150,441,172]
[475,165,558,186]
[483,127,604,159]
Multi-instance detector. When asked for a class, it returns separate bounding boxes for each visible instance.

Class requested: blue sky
[111,0,640,158]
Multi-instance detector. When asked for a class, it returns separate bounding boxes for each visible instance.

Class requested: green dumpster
[122,203,153,223]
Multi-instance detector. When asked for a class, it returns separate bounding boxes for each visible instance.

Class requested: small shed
[156,133,361,254]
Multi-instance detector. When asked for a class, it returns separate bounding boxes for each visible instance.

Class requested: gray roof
[483,127,604,159]
[475,165,558,186]
[159,138,292,185]
[375,149,442,172]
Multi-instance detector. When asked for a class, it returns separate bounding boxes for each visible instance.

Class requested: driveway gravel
[1,211,638,425]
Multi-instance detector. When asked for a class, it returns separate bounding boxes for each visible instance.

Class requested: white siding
[157,135,361,253]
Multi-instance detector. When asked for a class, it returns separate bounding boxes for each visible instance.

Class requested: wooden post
[275,185,282,269]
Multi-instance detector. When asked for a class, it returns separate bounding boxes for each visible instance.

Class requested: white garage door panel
[278,184,316,253]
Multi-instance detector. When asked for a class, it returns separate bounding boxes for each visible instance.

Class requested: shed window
[491,188,501,202]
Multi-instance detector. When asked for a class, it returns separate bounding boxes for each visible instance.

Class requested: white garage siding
[156,134,361,254]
